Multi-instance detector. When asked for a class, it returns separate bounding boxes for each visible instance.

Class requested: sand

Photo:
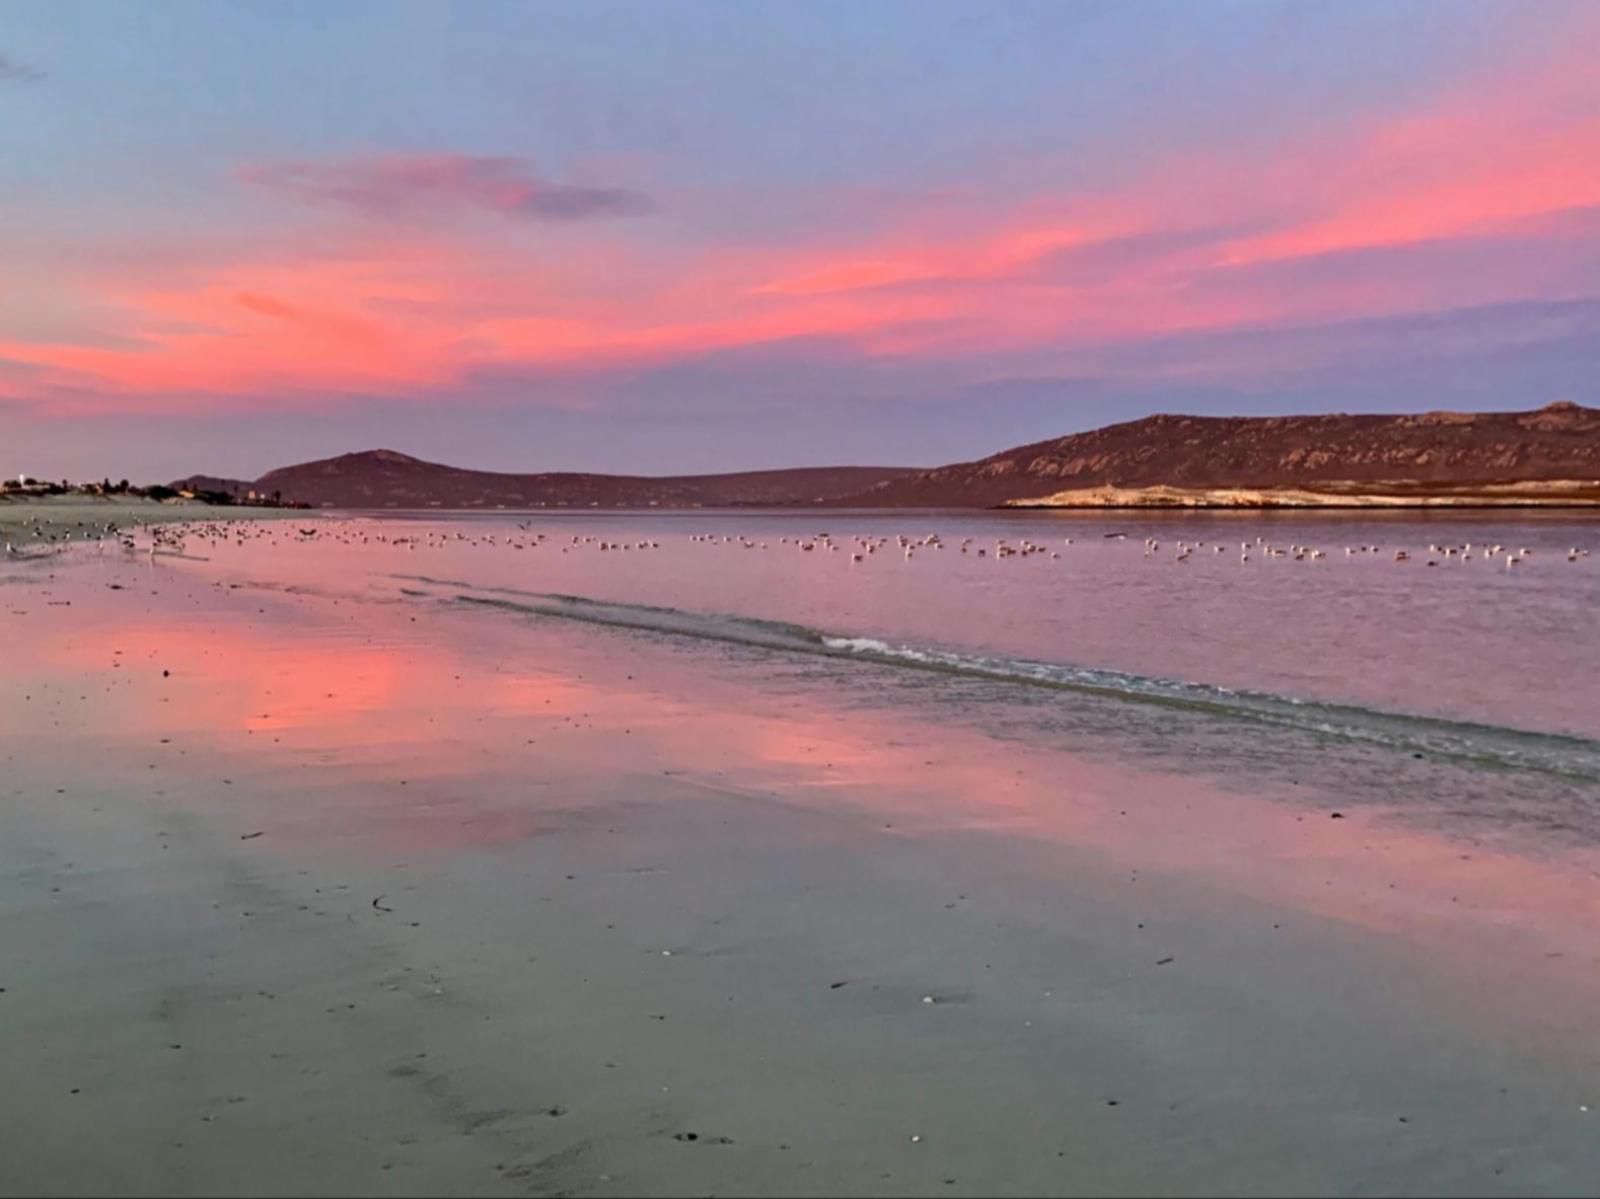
[4,541,1600,1196]
[0,496,301,548]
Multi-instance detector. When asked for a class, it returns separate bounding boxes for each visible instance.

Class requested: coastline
[1004,481,1600,509]
[3,536,1600,1195]
[1,496,304,547]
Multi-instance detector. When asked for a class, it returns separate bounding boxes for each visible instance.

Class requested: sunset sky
[3,1,1598,481]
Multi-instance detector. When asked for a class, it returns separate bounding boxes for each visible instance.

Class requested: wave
[394,574,1600,783]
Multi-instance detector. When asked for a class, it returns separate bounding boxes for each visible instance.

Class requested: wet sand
[3,543,1600,1196]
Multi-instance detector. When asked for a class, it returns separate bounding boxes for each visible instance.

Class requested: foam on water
[400,574,1600,784]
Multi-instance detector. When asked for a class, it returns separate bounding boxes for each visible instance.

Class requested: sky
[2,1,1598,481]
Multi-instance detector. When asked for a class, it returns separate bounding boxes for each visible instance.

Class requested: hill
[833,402,1600,507]
[177,450,918,509]
[173,403,1600,510]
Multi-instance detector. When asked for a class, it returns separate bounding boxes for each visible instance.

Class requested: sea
[145,506,1600,851]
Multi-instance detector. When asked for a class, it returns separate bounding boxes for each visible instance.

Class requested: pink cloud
[5,13,1598,415]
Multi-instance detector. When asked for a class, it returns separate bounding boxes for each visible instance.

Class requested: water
[97,506,1600,845]
[232,508,1600,732]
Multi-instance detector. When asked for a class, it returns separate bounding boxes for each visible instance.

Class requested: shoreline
[1004,481,1600,510]
[1,496,304,547]
[5,532,1600,1195]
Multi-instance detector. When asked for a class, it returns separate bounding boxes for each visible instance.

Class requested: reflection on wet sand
[13,555,1600,1007]
[4,546,1600,1196]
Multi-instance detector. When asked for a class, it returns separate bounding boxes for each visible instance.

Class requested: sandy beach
[4,524,1600,1197]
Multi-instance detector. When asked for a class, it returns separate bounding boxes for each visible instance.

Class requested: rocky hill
[834,402,1600,507]
[174,403,1600,510]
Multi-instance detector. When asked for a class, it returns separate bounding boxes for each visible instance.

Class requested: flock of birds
[4,513,1594,573]
[3,514,127,555]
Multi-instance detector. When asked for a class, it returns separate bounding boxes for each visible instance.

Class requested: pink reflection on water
[11,549,1600,999]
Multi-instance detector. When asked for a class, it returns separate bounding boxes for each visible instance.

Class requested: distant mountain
[171,474,252,497]
[832,402,1600,507]
[177,450,919,509]
[174,403,1600,511]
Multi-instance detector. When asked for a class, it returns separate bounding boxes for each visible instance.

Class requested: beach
[1,496,300,549]
[4,513,1600,1197]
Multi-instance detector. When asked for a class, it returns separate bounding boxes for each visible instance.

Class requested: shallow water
[7,514,1600,1195]
[79,507,1595,846]
[240,509,1600,733]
